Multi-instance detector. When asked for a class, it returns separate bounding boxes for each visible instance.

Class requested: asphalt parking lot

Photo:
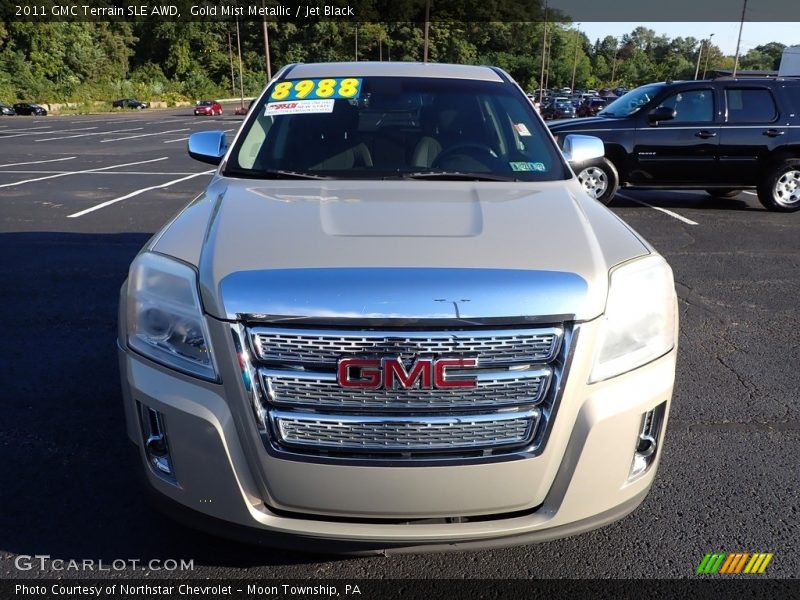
[0,108,798,581]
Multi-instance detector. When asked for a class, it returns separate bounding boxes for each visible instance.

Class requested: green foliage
[0,18,795,106]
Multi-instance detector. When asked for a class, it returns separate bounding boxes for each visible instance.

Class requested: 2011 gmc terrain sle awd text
[117,62,678,553]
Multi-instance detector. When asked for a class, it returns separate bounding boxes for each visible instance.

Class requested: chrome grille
[251,327,562,367]
[241,323,568,461]
[272,410,539,452]
[263,368,550,410]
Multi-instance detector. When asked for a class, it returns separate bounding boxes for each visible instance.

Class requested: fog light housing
[138,403,176,482]
[629,402,666,480]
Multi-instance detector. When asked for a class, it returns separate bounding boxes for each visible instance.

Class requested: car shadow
[611,189,763,212]
[0,232,335,571]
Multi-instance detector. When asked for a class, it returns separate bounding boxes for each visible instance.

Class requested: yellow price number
[268,78,362,101]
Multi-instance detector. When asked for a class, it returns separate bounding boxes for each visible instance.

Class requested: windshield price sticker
[269,78,362,101]
[265,99,336,116]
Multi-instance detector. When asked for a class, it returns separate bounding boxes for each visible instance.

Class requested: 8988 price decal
[269,78,362,101]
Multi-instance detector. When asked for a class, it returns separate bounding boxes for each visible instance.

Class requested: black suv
[548,78,800,212]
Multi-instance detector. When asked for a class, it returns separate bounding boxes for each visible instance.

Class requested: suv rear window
[725,89,777,123]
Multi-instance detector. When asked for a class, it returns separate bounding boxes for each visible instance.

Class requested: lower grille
[272,410,539,453]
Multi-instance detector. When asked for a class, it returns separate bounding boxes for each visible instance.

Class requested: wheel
[706,188,742,199]
[574,157,619,205]
[757,160,800,212]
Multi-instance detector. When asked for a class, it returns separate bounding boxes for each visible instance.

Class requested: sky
[578,22,800,56]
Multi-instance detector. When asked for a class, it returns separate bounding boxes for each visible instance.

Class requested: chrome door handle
[763,129,785,137]
[695,131,717,139]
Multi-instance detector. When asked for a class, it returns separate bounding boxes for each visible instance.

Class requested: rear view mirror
[648,106,676,124]
[188,131,228,165]
[562,134,605,163]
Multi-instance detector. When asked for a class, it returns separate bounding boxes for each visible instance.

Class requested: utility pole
[694,40,704,80]
[423,0,431,63]
[538,0,548,99]
[261,1,271,81]
[733,0,747,77]
[235,16,245,110]
[702,34,715,79]
[611,41,619,85]
[227,31,236,98]
[571,30,580,92]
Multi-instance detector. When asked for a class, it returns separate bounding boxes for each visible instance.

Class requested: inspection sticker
[513,123,532,136]
[509,161,547,172]
[265,99,335,116]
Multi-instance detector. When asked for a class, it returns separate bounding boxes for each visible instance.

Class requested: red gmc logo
[337,357,479,389]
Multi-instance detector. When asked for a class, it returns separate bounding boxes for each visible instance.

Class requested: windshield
[227,76,568,181]
[599,84,663,117]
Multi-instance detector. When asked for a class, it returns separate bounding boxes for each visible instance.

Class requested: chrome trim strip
[219,268,588,324]
[270,408,540,453]
[260,366,552,411]
[249,325,564,368]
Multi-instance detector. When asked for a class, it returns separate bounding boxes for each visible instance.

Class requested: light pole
[538,0,548,99]
[733,0,748,77]
[235,16,245,110]
[423,0,431,63]
[611,40,619,85]
[571,27,580,93]
[702,34,715,79]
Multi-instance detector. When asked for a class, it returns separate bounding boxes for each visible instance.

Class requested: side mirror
[648,106,676,124]
[187,131,228,165]
[562,134,605,163]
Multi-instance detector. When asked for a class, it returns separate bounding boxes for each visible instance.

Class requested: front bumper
[118,313,676,552]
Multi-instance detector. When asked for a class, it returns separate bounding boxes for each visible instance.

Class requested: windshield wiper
[255,169,332,180]
[401,171,520,182]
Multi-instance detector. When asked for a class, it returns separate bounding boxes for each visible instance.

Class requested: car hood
[151,178,649,324]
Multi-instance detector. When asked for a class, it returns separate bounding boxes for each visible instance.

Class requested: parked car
[13,103,47,116]
[0,102,15,116]
[548,78,800,211]
[541,98,576,120]
[194,100,222,116]
[113,98,148,109]
[577,97,608,117]
[119,61,678,552]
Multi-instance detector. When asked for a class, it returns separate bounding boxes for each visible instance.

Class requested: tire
[706,188,742,199]
[574,157,619,205]
[757,160,800,212]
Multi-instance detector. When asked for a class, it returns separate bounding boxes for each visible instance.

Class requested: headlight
[589,255,677,383]
[126,252,217,380]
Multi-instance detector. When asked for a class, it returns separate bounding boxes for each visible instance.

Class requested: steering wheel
[432,142,498,169]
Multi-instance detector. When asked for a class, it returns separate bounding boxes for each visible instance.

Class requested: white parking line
[68,170,215,218]
[0,156,77,168]
[615,192,699,226]
[0,170,199,175]
[35,127,144,142]
[2,126,99,139]
[0,157,168,189]
[100,128,190,143]
[0,126,52,133]
[163,128,236,144]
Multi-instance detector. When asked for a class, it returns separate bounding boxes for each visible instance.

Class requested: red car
[577,97,608,117]
[194,100,222,116]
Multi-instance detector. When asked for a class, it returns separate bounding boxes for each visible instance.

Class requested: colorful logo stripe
[697,552,774,574]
